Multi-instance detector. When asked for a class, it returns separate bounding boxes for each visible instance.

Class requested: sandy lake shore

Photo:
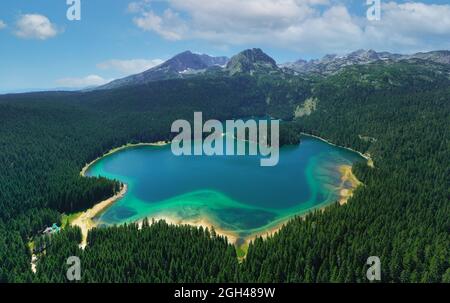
[338,164,362,205]
[71,184,128,249]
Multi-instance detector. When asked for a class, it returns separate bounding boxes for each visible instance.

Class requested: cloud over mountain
[97,58,164,75]
[129,0,450,55]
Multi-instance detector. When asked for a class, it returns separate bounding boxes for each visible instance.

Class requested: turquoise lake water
[86,135,363,239]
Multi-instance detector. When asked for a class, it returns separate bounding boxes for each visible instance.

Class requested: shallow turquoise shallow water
[86,135,363,238]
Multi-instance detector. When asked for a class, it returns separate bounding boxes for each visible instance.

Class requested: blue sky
[1,0,450,92]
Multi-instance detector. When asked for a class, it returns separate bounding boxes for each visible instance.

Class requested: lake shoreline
[236,163,362,253]
[71,183,128,249]
[74,140,169,248]
[80,141,170,177]
[138,215,240,245]
[300,132,373,163]
[74,135,364,252]
[338,164,362,205]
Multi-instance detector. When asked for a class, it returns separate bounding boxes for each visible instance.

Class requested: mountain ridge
[225,48,280,75]
[96,48,450,90]
[282,49,450,75]
[97,51,229,90]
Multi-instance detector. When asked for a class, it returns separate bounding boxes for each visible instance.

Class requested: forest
[0,60,448,282]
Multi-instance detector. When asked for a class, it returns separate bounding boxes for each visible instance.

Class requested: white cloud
[383,2,450,35]
[0,20,6,30]
[128,2,142,13]
[363,2,450,52]
[97,58,164,74]
[15,14,59,40]
[127,0,151,13]
[133,9,187,41]
[56,75,111,88]
[171,0,316,29]
[129,0,450,55]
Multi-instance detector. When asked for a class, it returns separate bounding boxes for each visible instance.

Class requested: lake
[86,135,364,241]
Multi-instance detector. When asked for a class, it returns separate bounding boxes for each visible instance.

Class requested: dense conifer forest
[0,61,448,282]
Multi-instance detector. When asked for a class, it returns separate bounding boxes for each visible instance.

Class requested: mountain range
[96,48,450,90]
[281,49,450,75]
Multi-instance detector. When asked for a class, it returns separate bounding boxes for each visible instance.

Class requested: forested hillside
[35,222,239,283]
[241,64,450,282]
[0,61,448,282]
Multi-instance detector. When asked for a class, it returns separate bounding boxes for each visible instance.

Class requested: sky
[1,0,450,92]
